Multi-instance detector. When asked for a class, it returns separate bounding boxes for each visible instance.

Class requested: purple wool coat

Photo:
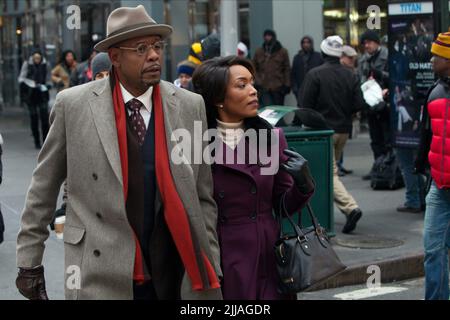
[212,130,313,300]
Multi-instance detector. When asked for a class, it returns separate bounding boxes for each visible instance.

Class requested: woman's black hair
[60,50,76,68]
[192,55,273,134]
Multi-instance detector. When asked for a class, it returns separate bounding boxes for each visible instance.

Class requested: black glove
[16,265,49,300]
[281,149,315,194]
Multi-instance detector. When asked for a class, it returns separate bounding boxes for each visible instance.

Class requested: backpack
[370,151,404,190]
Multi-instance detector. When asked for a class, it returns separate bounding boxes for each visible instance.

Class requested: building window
[188,0,219,42]
[323,0,388,47]
[238,0,249,49]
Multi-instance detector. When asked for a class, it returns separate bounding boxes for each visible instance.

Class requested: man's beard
[142,78,160,88]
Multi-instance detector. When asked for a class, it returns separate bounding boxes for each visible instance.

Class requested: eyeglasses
[117,41,166,56]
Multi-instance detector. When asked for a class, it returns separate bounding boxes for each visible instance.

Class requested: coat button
[250,186,257,194]
[92,173,98,180]
[218,191,225,199]
[93,250,101,257]
[96,212,102,219]
[250,213,257,220]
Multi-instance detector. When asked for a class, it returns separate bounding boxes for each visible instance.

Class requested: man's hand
[16,265,49,300]
[281,149,315,194]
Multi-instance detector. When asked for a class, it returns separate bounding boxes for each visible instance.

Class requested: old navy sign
[388,2,433,15]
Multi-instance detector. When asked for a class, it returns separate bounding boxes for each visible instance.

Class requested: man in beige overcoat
[16,5,222,300]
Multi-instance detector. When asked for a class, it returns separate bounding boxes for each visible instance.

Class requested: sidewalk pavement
[308,132,425,291]
[0,107,425,298]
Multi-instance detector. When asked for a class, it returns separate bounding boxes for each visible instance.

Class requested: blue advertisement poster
[388,2,435,148]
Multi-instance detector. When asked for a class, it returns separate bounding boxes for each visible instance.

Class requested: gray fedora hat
[94,5,173,52]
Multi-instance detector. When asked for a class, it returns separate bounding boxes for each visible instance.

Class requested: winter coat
[358,46,389,89]
[415,78,450,188]
[300,57,364,134]
[291,37,324,100]
[18,56,52,104]
[16,79,222,300]
[51,63,76,92]
[70,60,92,86]
[253,40,291,92]
[212,130,313,299]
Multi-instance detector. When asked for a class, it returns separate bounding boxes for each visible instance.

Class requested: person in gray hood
[291,36,323,104]
[18,49,52,149]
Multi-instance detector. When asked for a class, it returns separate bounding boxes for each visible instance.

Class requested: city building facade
[1,0,448,108]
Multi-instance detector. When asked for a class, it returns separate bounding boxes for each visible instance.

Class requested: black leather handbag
[274,194,346,294]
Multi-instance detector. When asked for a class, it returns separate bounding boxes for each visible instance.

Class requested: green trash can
[259,106,335,236]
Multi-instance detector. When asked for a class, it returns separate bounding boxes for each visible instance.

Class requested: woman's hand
[281,149,315,194]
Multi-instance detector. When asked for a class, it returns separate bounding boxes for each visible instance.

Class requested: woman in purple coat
[192,56,315,300]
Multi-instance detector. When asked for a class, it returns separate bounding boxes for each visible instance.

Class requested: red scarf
[112,71,219,291]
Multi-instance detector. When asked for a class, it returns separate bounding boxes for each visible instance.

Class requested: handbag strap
[277,192,305,239]
[277,192,322,238]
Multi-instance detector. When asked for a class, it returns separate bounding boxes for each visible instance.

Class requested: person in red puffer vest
[415,29,450,300]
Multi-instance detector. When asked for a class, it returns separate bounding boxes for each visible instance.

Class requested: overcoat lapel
[88,79,123,186]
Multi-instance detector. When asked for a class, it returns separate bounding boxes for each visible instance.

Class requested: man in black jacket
[291,36,323,104]
[300,35,364,234]
[358,30,390,179]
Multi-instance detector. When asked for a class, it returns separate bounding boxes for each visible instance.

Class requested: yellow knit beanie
[431,28,450,59]
[188,42,203,65]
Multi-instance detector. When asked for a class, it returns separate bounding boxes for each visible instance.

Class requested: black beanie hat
[360,30,380,44]
[263,29,276,39]
[31,47,42,56]
[91,52,111,79]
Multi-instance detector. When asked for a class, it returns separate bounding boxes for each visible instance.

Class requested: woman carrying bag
[192,56,315,300]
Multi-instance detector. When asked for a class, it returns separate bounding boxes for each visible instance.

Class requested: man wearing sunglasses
[16,5,221,300]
